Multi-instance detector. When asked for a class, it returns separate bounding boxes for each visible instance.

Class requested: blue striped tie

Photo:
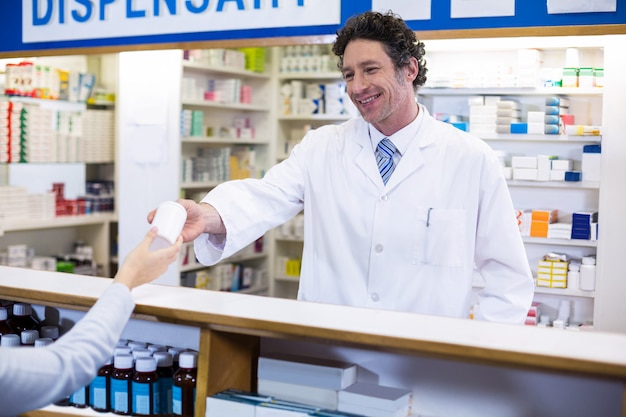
[376,138,396,185]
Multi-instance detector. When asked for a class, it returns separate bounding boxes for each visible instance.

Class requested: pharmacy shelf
[275,274,300,282]
[473,280,595,299]
[181,136,271,145]
[419,87,603,96]
[523,236,598,248]
[182,61,270,79]
[277,71,342,80]
[506,180,600,189]
[180,181,221,190]
[181,99,269,112]
[0,95,87,112]
[480,133,602,143]
[278,114,351,121]
[0,213,117,234]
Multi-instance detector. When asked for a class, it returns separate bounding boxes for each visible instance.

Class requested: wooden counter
[2,265,626,416]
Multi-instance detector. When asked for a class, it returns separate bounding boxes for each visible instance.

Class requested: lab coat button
[375,244,383,253]
[371,292,380,302]
[380,194,388,201]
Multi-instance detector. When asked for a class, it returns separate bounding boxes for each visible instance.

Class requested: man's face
[342,38,418,135]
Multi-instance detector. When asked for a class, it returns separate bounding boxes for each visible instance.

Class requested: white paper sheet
[547,0,616,14]
[451,0,515,18]
[372,0,431,21]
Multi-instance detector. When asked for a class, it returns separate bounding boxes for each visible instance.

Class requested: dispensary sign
[22,0,341,43]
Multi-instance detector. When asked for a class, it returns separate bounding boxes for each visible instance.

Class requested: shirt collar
[368,104,425,156]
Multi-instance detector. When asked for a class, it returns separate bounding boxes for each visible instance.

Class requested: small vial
[147,344,167,355]
[0,333,21,348]
[132,357,159,416]
[153,352,174,416]
[90,357,114,412]
[172,351,197,417]
[20,329,40,347]
[7,303,40,334]
[111,353,134,415]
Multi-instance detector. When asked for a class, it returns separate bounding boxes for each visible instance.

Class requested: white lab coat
[195,105,534,323]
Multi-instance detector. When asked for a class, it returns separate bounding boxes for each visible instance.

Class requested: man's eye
[365,67,378,74]
[343,73,354,81]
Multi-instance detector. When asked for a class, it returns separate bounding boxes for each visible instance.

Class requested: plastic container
[0,306,15,337]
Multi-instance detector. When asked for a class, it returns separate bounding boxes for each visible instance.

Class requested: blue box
[510,123,528,134]
[564,171,581,181]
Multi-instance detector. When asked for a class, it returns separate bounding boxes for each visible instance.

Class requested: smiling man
[156,11,534,324]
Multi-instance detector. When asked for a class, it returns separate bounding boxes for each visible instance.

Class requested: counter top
[2,265,626,380]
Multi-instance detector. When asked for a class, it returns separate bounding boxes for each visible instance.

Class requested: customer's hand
[113,227,182,290]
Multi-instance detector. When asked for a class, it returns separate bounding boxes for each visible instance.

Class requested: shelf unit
[0,80,117,277]
[177,53,277,296]
[3,267,626,417]
[418,39,604,325]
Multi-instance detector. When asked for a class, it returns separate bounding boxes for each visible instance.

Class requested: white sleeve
[0,283,135,416]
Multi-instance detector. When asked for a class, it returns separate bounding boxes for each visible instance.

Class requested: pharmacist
[0,228,182,416]
[155,11,534,323]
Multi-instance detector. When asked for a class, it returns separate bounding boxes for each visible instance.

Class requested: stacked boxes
[469,96,498,135]
[495,100,521,133]
[571,211,598,240]
[581,144,601,182]
[537,258,568,288]
[530,209,558,238]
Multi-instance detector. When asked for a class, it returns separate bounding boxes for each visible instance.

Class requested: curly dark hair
[332,10,427,91]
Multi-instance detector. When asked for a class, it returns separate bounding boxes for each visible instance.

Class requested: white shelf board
[181,99,269,112]
[419,87,603,96]
[523,236,598,248]
[507,180,600,189]
[277,71,342,80]
[182,61,270,79]
[181,136,270,145]
[0,213,116,234]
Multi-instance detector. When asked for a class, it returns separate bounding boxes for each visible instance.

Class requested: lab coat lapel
[385,114,436,189]
[351,120,382,187]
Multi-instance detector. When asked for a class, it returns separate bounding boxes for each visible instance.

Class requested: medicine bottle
[90,357,113,412]
[153,351,174,417]
[579,256,597,291]
[111,353,134,415]
[168,347,186,371]
[70,382,90,408]
[20,329,39,347]
[0,306,16,337]
[132,357,160,416]
[7,303,40,334]
[172,351,197,417]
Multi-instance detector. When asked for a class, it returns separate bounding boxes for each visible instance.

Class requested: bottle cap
[153,351,173,367]
[135,357,157,373]
[21,329,39,345]
[148,344,167,354]
[13,303,32,317]
[34,337,54,348]
[114,353,134,369]
[114,346,132,356]
[40,325,59,339]
[0,307,7,320]
[128,341,147,351]
[1,334,21,347]
[168,347,186,361]
[132,349,152,360]
[178,351,198,369]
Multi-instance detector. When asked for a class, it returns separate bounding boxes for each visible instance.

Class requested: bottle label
[132,381,160,415]
[70,386,87,406]
[111,378,130,413]
[158,377,173,413]
[89,375,108,409]
[172,385,182,415]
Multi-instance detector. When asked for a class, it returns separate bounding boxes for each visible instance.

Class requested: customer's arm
[0,227,181,417]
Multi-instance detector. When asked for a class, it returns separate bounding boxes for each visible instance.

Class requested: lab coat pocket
[421,208,466,267]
